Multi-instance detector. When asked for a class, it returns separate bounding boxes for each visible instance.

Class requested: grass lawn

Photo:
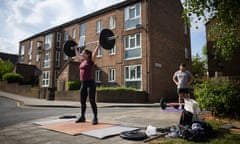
[149,114,240,144]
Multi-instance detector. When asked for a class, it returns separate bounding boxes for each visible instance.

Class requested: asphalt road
[0,97,145,129]
[0,97,80,128]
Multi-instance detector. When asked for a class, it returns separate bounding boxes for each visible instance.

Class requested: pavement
[0,91,181,144]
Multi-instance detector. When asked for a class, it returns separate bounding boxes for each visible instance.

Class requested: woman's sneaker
[75,116,86,123]
[92,117,98,125]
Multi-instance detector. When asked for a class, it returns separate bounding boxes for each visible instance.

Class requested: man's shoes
[75,117,86,123]
[92,117,98,125]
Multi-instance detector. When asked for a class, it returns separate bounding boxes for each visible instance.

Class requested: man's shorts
[177,88,190,94]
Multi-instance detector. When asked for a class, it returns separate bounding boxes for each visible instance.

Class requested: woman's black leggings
[80,80,97,118]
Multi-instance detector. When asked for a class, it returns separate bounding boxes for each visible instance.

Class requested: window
[20,45,25,55]
[36,53,40,62]
[56,32,61,48]
[108,68,116,82]
[55,51,60,67]
[42,71,50,87]
[97,47,102,57]
[43,52,51,68]
[64,31,69,41]
[96,20,103,34]
[79,23,86,47]
[109,45,116,55]
[125,65,142,89]
[95,70,102,83]
[109,16,116,29]
[72,28,76,39]
[124,2,141,30]
[28,40,32,60]
[19,45,25,63]
[124,33,141,60]
[44,33,52,49]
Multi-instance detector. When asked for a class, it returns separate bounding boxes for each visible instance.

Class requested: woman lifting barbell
[74,42,100,125]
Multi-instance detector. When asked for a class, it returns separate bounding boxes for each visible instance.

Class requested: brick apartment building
[206,18,240,77]
[18,0,191,102]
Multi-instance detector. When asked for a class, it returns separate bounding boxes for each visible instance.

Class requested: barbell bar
[63,29,116,57]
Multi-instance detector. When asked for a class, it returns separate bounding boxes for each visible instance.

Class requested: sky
[0,0,206,57]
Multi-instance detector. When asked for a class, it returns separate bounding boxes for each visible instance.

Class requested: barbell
[160,98,184,109]
[63,29,116,57]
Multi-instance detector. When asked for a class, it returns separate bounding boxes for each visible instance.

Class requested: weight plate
[63,40,77,57]
[99,29,115,50]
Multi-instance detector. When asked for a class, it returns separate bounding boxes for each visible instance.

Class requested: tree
[202,44,208,59]
[182,0,240,61]
[0,60,14,80]
[192,54,206,79]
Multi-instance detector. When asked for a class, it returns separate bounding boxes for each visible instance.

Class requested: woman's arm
[92,42,100,63]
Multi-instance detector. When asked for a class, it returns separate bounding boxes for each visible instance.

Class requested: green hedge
[97,86,138,91]
[2,72,23,83]
[194,79,240,118]
[68,81,81,90]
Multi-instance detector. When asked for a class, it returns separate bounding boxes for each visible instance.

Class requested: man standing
[172,63,194,109]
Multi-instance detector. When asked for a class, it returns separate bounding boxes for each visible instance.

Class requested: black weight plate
[120,131,148,141]
[63,40,77,57]
[99,29,115,50]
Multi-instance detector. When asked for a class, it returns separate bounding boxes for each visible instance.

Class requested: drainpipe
[145,0,150,101]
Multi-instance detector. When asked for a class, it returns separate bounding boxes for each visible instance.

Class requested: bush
[194,79,240,118]
[68,81,81,90]
[0,60,14,80]
[96,87,147,103]
[2,72,23,83]
[97,86,138,91]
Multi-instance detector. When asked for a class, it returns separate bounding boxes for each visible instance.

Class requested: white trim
[108,68,116,82]
[95,70,102,83]
[42,71,50,87]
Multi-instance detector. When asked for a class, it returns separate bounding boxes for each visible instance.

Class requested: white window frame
[95,70,102,83]
[79,35,85,47]
[55,51,60,67]
[125,65,142,81]
[19,45,25,63]
[64,31,69,41]
[108,68,116,82]
[20,45,25,55]
[124,64,142,89]
[109,45,116,55]
[43,52,51,68]
[109,16,116,30]
[72,28,76,39]
[56,32,61,48]
[42,71,50,87]
[96,20,103,34]
[44,33,52,50]
[129,5,138,20]
[36,53,40,62]
[79,23,86,47]
[125,4,141,20]
[28,40,32,60]
[124,33,142,60]
[97,47,102,57]
[124,2,141,30]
